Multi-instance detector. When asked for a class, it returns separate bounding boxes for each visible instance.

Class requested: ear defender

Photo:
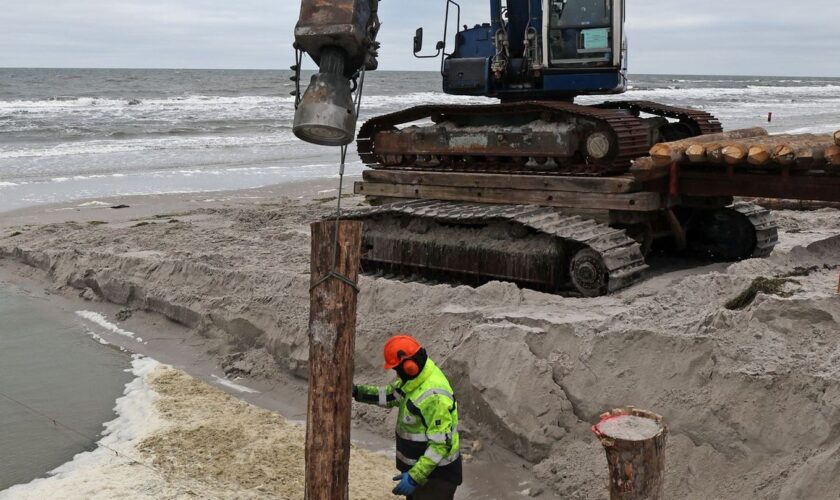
[401,359,420,377]
[396,349,420,376]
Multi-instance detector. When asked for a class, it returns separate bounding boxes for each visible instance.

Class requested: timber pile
[649,129,840,171]
[649,127,768,166]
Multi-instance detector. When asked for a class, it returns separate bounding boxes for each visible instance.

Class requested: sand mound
[3,198,840,499]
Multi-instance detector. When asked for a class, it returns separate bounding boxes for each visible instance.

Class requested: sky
[0,0,838,77]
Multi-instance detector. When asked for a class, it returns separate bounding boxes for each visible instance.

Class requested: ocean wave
[616,84,840,102]
[0,132,299,159]
[0,92,491,115]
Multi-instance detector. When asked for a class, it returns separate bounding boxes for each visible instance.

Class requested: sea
[0,282,133,490]
[1,68,840,212]
[1,69,840,491]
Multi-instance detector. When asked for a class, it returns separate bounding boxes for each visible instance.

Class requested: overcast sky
[1,0,838,77]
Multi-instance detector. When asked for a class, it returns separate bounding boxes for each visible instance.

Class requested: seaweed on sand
[725,277,795,310]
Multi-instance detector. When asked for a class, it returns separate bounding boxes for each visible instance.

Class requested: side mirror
[413,28,424,54]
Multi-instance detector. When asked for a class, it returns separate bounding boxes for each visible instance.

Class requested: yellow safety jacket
[355,358,462,485]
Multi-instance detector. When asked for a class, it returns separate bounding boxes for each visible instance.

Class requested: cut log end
[834,130,840,146]
[685,144,707,163]
[748,146,772,166]
[723,145,748,165]
[649,144,675,167]
[595,415,663,441]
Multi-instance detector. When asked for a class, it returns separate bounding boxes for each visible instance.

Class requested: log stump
[592,407,667,500]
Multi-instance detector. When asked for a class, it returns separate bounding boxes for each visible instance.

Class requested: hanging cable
[310,68,367,294]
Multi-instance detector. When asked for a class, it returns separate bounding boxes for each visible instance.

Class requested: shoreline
[0,179,547,499]
[0,356,401,499]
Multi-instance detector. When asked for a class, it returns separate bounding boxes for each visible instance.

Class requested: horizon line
[1,67,838,80]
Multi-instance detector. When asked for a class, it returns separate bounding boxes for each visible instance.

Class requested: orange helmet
[383,335,422,370]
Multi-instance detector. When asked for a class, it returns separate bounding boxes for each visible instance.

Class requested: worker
[353,335,462,499]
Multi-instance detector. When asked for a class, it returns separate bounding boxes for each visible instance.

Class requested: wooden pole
[592,407,667,500]
[305,219,362,500]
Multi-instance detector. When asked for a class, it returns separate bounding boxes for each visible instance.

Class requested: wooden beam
[362,169,641,194]
[677,170,840,203]
[306,220,362,500]
[354,181,662,211]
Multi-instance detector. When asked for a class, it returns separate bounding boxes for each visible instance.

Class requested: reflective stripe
[423,448,444,464]
[427,425,459,443]
[396,451,417,466]
[398,425,459,443]
[378,387,387,406]
[397,429,429,442]
[438,451,460,466]
[397,450,461,467]
[412,388,454,405]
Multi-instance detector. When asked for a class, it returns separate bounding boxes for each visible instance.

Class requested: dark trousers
[407,478,458,500]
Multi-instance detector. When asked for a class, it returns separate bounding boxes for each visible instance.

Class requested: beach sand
[2,178,840,499]
[0,357,399,499]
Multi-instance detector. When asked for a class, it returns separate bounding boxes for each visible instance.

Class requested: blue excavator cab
[419,0,626,100]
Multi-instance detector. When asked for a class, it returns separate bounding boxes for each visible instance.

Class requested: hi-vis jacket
[355,358,462,485]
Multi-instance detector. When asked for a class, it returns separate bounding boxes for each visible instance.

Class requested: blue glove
[392,472,418,496]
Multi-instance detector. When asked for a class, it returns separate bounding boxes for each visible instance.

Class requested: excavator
[290,0,780,296]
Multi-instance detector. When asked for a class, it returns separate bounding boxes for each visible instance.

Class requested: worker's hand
[391,472,418,496]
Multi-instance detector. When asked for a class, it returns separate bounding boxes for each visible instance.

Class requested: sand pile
[3,196,840,499]
[0,357,397,499]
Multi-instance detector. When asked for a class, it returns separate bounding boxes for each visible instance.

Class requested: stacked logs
[648,128,840,170]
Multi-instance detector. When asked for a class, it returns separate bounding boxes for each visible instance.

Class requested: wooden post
[305,220,362,500]
[592,407,667,500]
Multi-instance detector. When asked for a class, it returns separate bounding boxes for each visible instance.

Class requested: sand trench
[2,194,840,499]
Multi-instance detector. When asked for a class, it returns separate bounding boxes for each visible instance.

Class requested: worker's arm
[408,395,457,484]
[353,379,402,408]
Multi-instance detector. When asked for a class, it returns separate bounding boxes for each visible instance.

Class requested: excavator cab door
[543,0,623,70]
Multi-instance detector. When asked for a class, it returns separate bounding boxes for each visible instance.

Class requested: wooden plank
[362,169,640,194]
[354,181,662,211]
[305,220,362,500]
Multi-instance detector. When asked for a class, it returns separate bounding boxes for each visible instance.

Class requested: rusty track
[597,100,723,136]
[343,200,648,295]
[357,101,650,176]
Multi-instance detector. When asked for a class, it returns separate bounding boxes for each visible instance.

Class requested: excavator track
[597,100,724,137]
[682,202,778,260]
[731,202,779,258]
[357,101,650,177]
[342,200,649,296]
